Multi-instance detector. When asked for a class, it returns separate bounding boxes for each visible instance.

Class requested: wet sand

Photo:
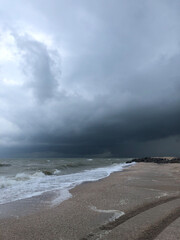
[0,163,180,240]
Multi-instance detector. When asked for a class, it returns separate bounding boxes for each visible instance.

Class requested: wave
[60,162,87,169]
[0,163,11,167]
[0,171,45,189]
[0,169,61,189]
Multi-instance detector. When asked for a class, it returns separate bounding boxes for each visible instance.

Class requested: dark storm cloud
[14,33,60,102]
[1,0,180,157]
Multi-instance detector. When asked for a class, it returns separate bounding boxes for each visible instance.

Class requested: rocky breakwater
[126,157,180,164]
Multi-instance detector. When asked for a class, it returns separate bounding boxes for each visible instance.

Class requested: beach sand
[0,163,180,240]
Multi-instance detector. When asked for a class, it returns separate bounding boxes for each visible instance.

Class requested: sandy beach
[1,163,180,240]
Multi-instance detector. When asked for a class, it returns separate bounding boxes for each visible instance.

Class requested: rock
[42,170,53,175]
[126,157,180,164]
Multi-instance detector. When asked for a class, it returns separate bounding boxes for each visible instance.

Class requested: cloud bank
[1,0,180,157]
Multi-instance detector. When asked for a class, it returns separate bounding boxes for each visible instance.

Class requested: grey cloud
[0,0,180,157]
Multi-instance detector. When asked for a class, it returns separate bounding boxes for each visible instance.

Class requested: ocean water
[0,158,134,206]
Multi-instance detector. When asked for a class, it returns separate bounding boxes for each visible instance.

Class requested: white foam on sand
[90,205,125,222]
[51,189,72,206]
[156,192,168,199]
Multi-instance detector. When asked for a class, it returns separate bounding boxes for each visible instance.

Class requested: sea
[0,157,134,206]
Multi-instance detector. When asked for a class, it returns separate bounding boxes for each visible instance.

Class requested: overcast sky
[0,0,180,157]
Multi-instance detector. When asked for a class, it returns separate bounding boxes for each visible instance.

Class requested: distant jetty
[126,157,180,164]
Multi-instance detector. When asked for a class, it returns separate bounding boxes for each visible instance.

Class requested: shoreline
[0,160,133,207]
[0,161,134,219]
[1,163,180,239]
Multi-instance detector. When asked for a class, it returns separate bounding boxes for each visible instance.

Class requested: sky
[0,0,180,157]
